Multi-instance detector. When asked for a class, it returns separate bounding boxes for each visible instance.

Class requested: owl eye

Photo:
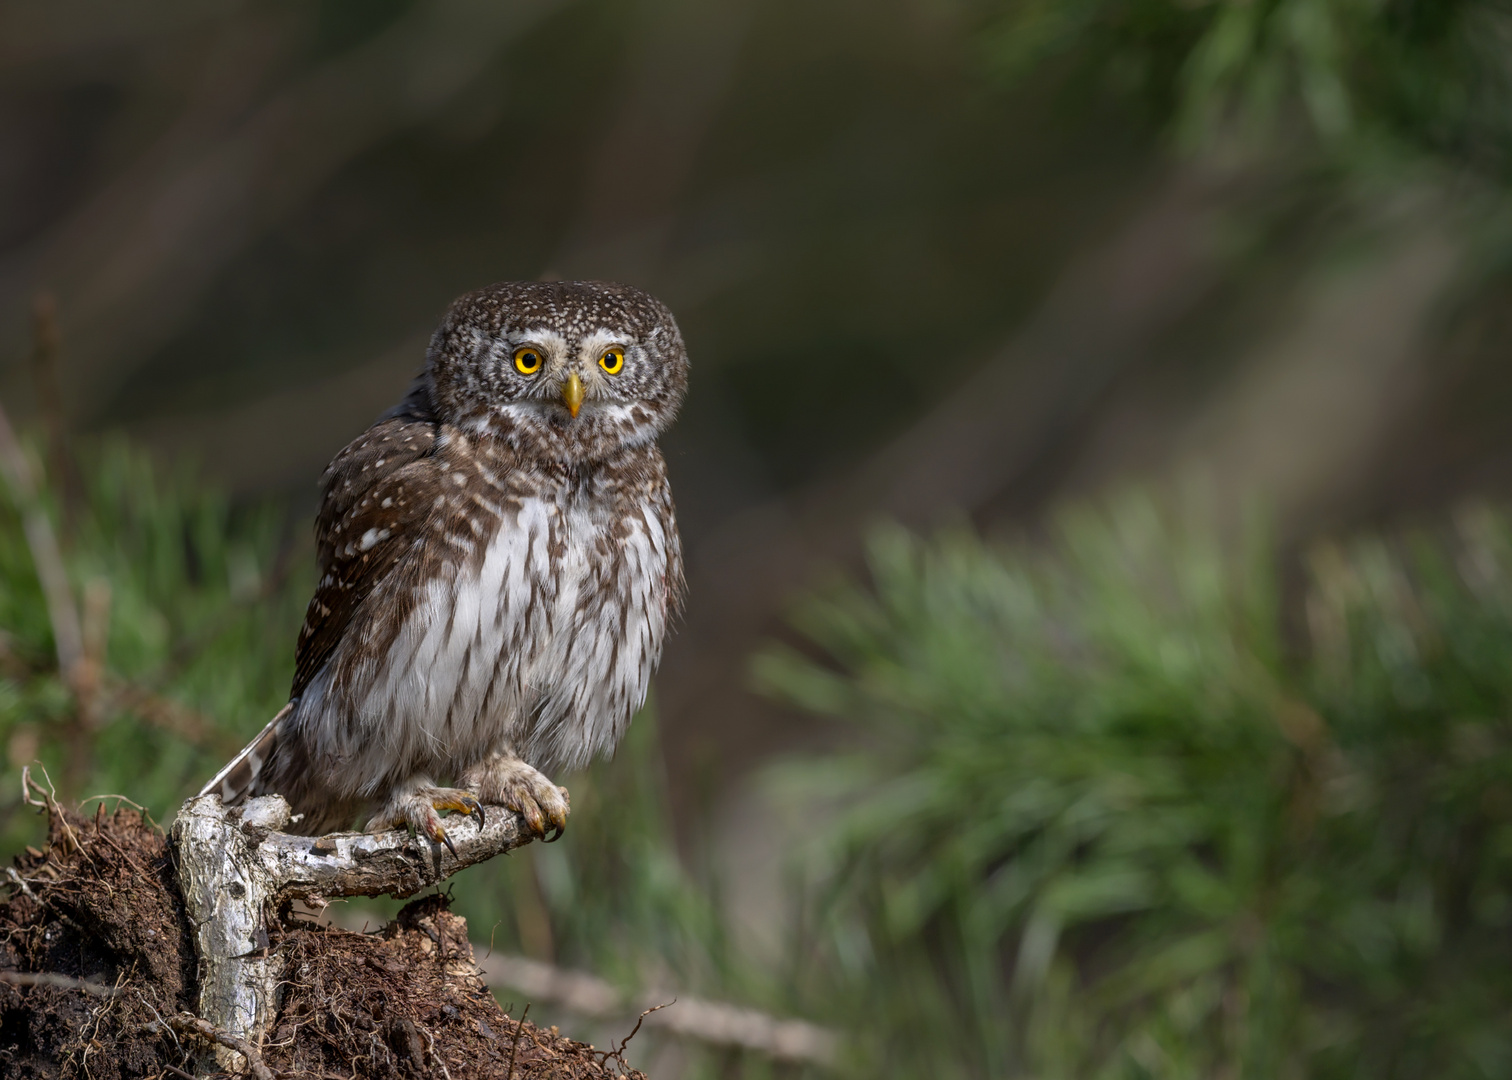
[599,348,625,375]
[513,347,543,375]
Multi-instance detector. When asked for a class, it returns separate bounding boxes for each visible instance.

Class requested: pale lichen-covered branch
[171,793,535,1072]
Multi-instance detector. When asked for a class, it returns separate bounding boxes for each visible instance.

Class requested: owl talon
[463,754,570,842]
[429,790,485,825]
[367,784,486,847]
[518,800,545,837]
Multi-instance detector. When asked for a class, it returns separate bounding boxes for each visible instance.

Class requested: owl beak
[560,372,585,419]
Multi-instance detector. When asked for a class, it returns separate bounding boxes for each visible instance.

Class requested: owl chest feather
[310,460,671,793]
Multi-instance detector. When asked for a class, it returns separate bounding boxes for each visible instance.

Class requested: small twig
[616,1000,673,1059]
[162,1065,197,1080]
[20,765,48,808]
[595,1000,673,1073]
[0,970,120,997]
[77,793,153,817]
[24,765,84,857]
[7,864,93,941]
[506,1002,529,1080]
[167,1013,275,1080]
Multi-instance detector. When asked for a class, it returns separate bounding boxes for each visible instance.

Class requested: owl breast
[297,458,677,801]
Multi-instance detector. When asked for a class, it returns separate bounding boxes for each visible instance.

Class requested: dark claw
[439,829,458,858]
[472,802,486,828]
[542,823,565,843]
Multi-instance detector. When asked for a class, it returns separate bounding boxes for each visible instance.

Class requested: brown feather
[292,406,438,699]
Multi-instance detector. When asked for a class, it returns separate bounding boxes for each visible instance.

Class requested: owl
[201,280,687,848]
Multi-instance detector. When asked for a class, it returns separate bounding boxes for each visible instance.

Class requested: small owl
[202,280,687,846]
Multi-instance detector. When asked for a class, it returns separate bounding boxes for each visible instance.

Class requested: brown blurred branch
[0,298,113,791]
[0,970,120,998]
[3,0,570,421]
[475,951,840,1065]
[0,340,238,777]
[0,394,81,677]
[104,679,244,756]
[28,294,75,532]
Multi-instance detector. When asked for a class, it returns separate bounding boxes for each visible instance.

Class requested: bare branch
[602,1000,673,1066]
[0,970,119,998]
[239,797,535,904]
[475,952,841,1066]
[171,793,537,1066]
[0,393,81,675]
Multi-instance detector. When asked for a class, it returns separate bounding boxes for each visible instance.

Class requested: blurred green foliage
[0,437,307,846]
[10,417,1512,1078]
[985,0,1512,175]
[758,497,1512,1078]
[0,436,799,1078]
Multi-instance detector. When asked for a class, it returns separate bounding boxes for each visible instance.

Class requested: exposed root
[163,1014,274,1080]
[0,801,649,1079]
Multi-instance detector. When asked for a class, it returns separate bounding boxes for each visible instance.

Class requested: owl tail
[198,701,291,805]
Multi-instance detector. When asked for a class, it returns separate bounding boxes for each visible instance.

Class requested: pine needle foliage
[0,437,309,847]
[757,497,1512,1079]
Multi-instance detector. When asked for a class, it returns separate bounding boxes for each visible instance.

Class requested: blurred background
[5,1,1512,1077]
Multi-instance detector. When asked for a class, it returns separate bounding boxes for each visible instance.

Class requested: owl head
[423,280,689,464]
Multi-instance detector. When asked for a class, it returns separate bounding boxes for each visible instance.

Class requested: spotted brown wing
[291,413,439,700]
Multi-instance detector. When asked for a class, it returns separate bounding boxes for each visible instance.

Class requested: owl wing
[291,388,440,700]
[203,384,441,804]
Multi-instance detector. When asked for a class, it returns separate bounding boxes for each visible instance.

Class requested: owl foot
[462,754,571,842]
[366,786,485,856]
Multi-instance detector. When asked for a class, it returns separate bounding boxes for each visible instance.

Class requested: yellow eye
[599,348,625,375]
[513,347,543,375]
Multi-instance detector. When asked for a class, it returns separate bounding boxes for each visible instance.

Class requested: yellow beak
[560,372,584,418]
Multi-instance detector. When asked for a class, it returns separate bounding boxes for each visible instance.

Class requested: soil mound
[0,802,645,1079]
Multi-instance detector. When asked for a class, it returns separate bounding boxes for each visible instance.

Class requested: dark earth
[0,801,645,1079]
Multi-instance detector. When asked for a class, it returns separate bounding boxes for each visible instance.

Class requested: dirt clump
[0,801,191,1080]
[271,895,645,1079]
[0,802,646,1079]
